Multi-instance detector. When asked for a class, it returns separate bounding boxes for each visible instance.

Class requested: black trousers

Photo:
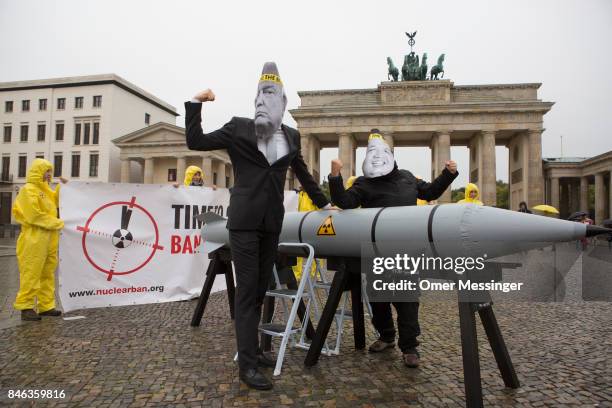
[370,301,420,352]
[229,229,279,371]
[344,257,420,352]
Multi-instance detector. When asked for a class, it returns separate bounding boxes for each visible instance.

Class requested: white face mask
[362,139,394,178]
[254,83,286,138]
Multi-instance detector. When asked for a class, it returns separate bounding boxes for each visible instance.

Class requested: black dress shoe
[39,309,62,317]
[239,368,273,390]
[21,309,41,321]
[257,352,276,368]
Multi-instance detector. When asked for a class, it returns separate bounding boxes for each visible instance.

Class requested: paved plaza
[1,238,611,407]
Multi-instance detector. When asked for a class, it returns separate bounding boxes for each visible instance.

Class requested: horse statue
[419,53,428,80]
[401,54,411,81]
[387,57,399,81]
[402,52,422,81]
[430,53,445,80]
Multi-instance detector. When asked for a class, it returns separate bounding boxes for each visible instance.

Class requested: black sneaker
[368,339,395,352]
[21,309,41,321]
[239,368,273,390]
[39,309,62,317]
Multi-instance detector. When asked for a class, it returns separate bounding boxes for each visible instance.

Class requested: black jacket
[185,102,328,232]
[328,164,458,209]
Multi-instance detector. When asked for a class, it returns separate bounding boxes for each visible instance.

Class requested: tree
[496,180,509,209]
[451,187,465,203]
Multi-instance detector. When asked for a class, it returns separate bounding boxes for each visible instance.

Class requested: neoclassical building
[289,80,553,209]
[112,122,232,187]
[544,152,612,224]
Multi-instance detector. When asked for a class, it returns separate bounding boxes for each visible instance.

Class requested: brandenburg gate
[289,80,553,209]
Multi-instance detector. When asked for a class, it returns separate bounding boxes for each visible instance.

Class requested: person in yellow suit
[292,188,319,279]
[13,159,66,321]
[457,183,484,205]
[174,165,217,189]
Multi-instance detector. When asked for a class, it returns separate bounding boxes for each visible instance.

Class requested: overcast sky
[1,0,611,185]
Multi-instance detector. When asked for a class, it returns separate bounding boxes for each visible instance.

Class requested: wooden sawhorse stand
[191,248,235,326]
[305,263,520,408]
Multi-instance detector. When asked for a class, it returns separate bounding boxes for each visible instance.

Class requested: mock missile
[198,204,611,259]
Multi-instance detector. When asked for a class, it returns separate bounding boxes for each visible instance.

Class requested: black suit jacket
[185,102,328,232]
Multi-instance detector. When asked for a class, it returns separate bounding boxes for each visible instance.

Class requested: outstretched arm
[417,160,458,201]
[291,137,329,208]
[185,89,234,151]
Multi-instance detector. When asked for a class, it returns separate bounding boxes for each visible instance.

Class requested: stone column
[560,179,570,217]
[468,134,482,185]
[338,132,356,181]
[143,157,154,184]
[384,132,394,152]
[481,130,497,206]
[527,129,544,206]
[176,155,186,183]
[580,176,589,213]
[216,160,227,188]
[550,177,560,210]
[120,159,130,183]
[436,132,451,203]
[201,157,213,187]
[310,136,321,183]
[594,172,605,224]
[300,133,312,172]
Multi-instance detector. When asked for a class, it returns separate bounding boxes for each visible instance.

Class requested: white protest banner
[58,182,299,312]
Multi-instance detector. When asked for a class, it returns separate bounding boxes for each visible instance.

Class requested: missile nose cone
[585,225,612,237]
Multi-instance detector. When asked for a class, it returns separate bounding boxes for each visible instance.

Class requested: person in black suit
[185,62,330,390]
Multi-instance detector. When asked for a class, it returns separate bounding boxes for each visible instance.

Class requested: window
[55,122,64,141]
[93,122,99,144]
[5,101,13,113]
[37,124,46,141]
[213,173,217,185]
[93,95,102,108]
[71,154,80,177]
[168,168,177,182]
[53,154,62,177]
[83,123,90,145]
[57,98,65,110]
[22,100,30,112]
[18,156,27,178]
[39,99,47,111]
[74,123,81,145]
[1,157,10,181]
[89,153,99,177]
[3,126,11,143]
[36,153,44,159]
[74,96,83,109]
[20,125,28,142]
[145,113,151,125]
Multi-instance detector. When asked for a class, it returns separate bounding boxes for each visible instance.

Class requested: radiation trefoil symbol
[76,196,164,281]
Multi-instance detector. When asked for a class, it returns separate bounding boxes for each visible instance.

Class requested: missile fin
[204,240,226,253]
[195,212,227,224]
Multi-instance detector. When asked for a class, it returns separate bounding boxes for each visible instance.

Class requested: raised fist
[193,89,216,103]
[331,159,343,177]
[445,160,457,174]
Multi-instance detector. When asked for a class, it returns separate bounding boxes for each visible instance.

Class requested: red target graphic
[76,196,164,281]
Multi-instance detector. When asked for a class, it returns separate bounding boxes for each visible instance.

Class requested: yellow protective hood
[184,166,204,186]
[26,158,53,184]
[458,183,483,205]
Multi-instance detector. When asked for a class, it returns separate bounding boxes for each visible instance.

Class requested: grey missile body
[199,204,611,259]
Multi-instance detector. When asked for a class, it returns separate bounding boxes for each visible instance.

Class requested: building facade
[544,152,612,224]
[112,122,232,187]
[0,74,178,223]
[289,80,553,209]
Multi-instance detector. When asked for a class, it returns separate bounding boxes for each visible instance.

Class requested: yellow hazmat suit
[293,190,320,279]
[457,183,484,205]
[184,165,205,186]
[13,159,64,312]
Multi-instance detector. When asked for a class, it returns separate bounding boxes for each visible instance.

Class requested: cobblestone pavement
[1,243,611,407]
